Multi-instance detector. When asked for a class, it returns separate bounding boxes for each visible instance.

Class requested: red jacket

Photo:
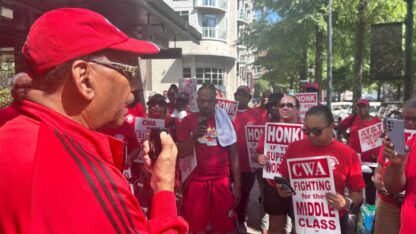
[0,101,188,234]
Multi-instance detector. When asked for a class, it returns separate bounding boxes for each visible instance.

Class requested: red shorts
[183,177,235,232]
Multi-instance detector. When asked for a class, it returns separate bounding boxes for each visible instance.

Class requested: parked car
[321,101,353,124]
[376,101,403,122]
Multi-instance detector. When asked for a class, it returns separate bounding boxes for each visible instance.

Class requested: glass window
[195,67,224,85]
[183,68,191,78]
[177,11,189,22]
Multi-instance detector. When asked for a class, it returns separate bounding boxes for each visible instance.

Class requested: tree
[243,0,407,100]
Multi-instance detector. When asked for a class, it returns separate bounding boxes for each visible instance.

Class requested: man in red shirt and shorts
[177,83,241,233]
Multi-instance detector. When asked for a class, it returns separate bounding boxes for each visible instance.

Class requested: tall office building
[149,0,254,99]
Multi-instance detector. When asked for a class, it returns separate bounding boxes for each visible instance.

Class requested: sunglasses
[88,58,138,83]
[279,103,296,108]
[302,124,330,136]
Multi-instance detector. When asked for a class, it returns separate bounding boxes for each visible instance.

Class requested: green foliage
[0,88,12,108]
[243,0,407,97]
[253,79,271,98]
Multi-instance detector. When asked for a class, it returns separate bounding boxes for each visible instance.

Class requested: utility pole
[327,0,333,109]
[404,0,414,101]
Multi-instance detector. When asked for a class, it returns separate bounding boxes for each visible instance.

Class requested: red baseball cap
[306,82,319,90]
[356,99,369,105]
[22,8,160,75]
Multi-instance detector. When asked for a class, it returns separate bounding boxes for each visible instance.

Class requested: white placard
[179,78,198,112]
[288,156,341,234]
[358,122,384,152]
[262,122,304,179]
[245,125,265,169]
[179,150,197,182]
[295,93,318,119]
[133,117,165,162]
[215,99,239,120]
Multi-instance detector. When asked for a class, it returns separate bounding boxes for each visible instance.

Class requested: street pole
[404,0,414,101]
[327,0,333,108]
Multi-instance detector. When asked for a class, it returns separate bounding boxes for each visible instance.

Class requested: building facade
[152,0,254,99]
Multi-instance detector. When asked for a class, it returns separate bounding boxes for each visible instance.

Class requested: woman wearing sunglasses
[277,105,365,234]
[256,95,302,234]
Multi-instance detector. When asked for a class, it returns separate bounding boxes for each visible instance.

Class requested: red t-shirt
[279,139,366,217]
[101,122,141,153]
[400,136,416,233]
[234,108,266,172]
[177,112,230,181]
[0,101,188,234]
[0,102,20,127]
[253,106,268,120]
[339,115,382,162]
[125,102,146,128]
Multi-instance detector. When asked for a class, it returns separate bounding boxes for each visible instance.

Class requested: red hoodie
[0,101,188,234]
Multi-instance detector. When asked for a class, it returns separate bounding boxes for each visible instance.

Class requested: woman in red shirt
[278,105,365,234]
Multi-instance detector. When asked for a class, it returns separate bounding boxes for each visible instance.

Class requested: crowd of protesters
[0,7,415,234]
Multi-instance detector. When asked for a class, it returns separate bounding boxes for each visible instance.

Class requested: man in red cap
[0,8,187,234]
[233,85,267,232]
[0,72,32,126]
[338,98,382,205]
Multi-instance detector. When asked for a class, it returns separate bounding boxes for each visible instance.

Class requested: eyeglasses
[302,124,330,136]
[88,58,138,83]
[279,103,296,108]
[14,84,30,91]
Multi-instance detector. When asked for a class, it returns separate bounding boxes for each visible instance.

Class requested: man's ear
[71,60,94,101]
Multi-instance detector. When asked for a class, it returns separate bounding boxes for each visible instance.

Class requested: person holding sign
[256,95,301,234]
[177,83,241,234]
[382,98,416,234]
[233,85,267,233]
[278,105,365,234]
[338,99,382,205]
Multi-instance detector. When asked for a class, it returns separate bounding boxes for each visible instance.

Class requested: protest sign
[245,125,265,169]
[133,117,165,162]
[288,156,341,234]
[263,122,304,179]
[358,122,384,152]
[179,150,197,182]
[405,129,416,141]
[179,78,198,112]
[216,99,239,120]
[295,93,318,119]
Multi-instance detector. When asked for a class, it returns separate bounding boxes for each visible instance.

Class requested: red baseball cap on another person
[22,8,160,76]
[235,85,252,95]
[306,82,319,90]
[356,99,369,105]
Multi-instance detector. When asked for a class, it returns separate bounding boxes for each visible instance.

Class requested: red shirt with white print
[177,112,230,181]
[279,138,366,217]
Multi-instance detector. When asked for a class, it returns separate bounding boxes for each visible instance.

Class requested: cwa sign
[288,156,341,234]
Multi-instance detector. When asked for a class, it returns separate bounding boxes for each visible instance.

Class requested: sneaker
[237,221,247,234]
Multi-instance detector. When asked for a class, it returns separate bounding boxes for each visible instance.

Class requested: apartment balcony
[237,9,248,23]
[195,0,227,12]
[198,26,227,41]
